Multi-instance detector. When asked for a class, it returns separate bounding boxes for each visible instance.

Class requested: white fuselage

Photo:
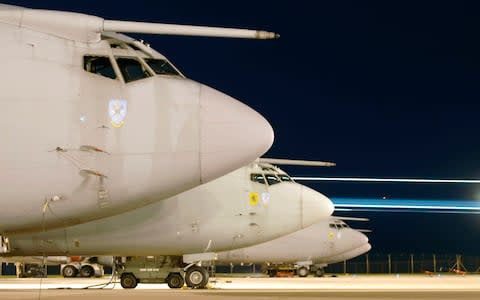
[6,164,334,256]
[216,219,371,265]
[0,5,273,235]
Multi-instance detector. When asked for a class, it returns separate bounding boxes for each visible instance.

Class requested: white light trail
[292,177,480,184]
[335,204,480,210]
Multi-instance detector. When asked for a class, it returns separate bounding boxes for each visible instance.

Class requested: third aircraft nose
[199,84,274,183]
[349,229,370,249]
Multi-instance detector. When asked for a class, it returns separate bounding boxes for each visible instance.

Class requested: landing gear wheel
[80,265,94,278]
[120,273,138,289]
[315,268,325,277]
[297,266,309,277]
[267,269,277,277]
[185,266,209,289]
[62,265,78,278]
[166,273,184,289]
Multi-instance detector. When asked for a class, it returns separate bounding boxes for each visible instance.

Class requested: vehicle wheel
[80,265,95,278]
[315,268,325,277]
[120,273,138,289]
[297,266,309,277]
[62,265,78,278]
[267,269,277,277]
[166,272,184,289]
[185,266,209,289]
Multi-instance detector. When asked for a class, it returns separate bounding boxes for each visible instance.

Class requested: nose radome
[359,231,369,245]
[199,84,274,183]
[301,186,334,228]
[345,229,370,249]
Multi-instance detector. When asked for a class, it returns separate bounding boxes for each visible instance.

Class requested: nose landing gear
[0,235,10,254]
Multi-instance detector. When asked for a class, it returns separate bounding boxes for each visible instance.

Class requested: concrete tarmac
[1,274,480,300]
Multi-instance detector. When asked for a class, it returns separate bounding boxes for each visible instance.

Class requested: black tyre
[315,268,325,277]
[297,266,309,277]
[62,265,78,278]
[80,265,95,278]
[185,266,209,289]
[120,273,138,289]
[166,273,184,289]
[267,269,277,277]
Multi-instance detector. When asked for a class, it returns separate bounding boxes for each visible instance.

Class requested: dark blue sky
[6,1,480,254]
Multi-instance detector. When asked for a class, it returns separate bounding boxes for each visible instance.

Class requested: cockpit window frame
[144,58,182,77]
[329,221,349,230]
[114,56,154,84]
[250,173,267,185]
[278,174,293,182]
[265,173,281,186]
[90,37,186,83]
[83,55,118,81]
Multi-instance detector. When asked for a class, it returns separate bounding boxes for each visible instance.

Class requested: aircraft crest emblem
[109,99,127,128]
[249,192,259,206]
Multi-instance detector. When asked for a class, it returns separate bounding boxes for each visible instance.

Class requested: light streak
[292,177,480,184]
[335,204,480,210]
[331,197,480,214]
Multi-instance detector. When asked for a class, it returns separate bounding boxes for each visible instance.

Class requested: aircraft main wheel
[267,269,277,277]
[297,266,309,277]
[185,266,209,289]
[315,268,325,277]
[120,273,138,289]
[62,265,78,278]
[80,265,94,278]
[166,273,184,289]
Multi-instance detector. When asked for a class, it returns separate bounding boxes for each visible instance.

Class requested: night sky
[5,1,480,254]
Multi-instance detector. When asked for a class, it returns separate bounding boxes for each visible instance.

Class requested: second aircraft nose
[199,84,274,183]
[301,186,335,228]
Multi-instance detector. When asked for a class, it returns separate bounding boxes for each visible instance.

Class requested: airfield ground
[1,274,479,299]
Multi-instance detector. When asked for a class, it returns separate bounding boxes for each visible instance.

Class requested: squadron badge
[109,99,127,128]
[249,192,259,206]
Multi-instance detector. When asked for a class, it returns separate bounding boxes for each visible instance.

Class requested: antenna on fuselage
[332,216,369,222]
[259,158,336,167]
[103,20,279,39]
[0,5,279,42]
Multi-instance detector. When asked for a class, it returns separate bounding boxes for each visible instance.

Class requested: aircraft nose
[333,228,370,254]
[301,186,334,228]
[350,229,369,249]
[199,84,274,182]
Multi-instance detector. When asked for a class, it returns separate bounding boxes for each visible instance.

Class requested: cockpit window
[144,58,180,76]
[84,56,117,80]
[250,173,266,184]
[261,166,276,172]
[278,174,292,182]
[116,57,152,83]
[330,222,349,229]
[265,174,281,185]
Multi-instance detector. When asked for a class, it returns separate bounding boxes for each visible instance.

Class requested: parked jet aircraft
[216,218,371,277]
[2,219,369,280]
[0,4,276,237]
[4,161,334,287]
